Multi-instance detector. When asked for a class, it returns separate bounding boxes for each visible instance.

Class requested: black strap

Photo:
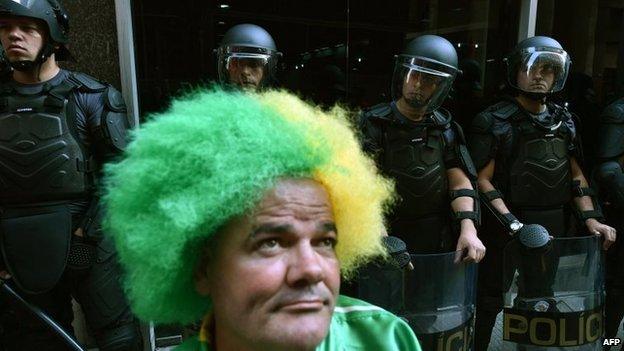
[76,156,96,173]
[449,189,477,200]
[572,186,596,197]
[454,211,479,222]
[43,79,78,112]
[482,190,503,201]
[502,212,520,227]
[579,210,604,221]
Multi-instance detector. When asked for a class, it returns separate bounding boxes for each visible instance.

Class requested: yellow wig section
[258,91,395,278]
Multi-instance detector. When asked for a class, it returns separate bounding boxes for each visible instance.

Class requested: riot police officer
[359,35,485,260]
[0,1,140,350]
[468,36,616,349]
[216,23,282,90]
[594,99,624,345]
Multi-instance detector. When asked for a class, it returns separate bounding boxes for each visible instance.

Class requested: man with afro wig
[104,88,421,351]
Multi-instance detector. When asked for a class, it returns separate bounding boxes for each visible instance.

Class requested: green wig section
[104,89,330,323]
[105,88,394,324]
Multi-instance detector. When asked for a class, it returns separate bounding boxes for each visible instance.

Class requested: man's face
[516,62,555,93]
[402,69,440,108]
[0,16,45,63]
[227,56,266,90]
[196,178,340,351]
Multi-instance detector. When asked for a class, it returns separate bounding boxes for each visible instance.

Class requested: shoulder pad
[602,99,624,124]
[470,110,495,134]
[488,100,519,120]
[431,108,453,126]
[451,120,467,144]
[363,103,392,120]
[67,72,107,92]
[104,85,127,112]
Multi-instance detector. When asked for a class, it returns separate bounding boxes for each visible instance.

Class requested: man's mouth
[277,299,326,312]
[6,45,25,52]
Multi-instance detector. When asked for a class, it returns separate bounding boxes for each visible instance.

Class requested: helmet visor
[507,47,571,93]
[391,56,456,113]
[217,46,278,89]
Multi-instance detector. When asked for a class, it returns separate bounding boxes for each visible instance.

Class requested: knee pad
[95,319,142,351]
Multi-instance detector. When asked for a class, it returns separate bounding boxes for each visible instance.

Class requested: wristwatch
[503,213,523,234]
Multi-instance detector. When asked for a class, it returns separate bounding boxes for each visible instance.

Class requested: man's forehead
[0,15,43,26]
[258,178,331,209]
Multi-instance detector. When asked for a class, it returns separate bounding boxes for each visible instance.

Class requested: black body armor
[470,99,578,236]
[364,103,455,218]
[0,72,129,294]
[0,78,92,204]
[360,103,478,252]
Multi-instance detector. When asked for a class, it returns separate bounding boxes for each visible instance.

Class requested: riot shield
[501,235,604,350]
[357,251,477,350]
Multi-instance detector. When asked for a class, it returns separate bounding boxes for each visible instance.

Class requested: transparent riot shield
[402,251,478,351]
[501,236,604,350]
[357,251,477,349]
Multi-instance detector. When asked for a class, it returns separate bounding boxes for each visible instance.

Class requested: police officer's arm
[357,111,384,164]
[468,112,521,233]
[76,84,130,240]
[570,157,616,249]
[445,122,485,262]
[476,160,511,215]
[447,167,485,262]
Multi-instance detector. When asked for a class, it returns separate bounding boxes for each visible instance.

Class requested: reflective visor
[507,47,571,93]
[391,55,457,113]
[217,46,279,89]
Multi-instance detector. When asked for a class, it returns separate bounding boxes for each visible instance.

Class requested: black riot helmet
[216,24,282,90]
[391,35,459,113]
[0,0,71,71]
[505,36,571,100]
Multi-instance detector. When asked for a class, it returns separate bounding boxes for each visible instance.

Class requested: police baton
[0,278,86,351]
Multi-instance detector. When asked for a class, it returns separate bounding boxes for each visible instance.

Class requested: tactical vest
[374,109,452,218]
[501,107,573,209]
[0,75,93,205]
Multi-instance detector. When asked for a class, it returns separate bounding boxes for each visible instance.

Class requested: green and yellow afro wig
[104,89,394,324]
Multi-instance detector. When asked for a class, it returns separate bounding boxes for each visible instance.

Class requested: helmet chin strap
[516,88,549,103]
[7,42,54,73]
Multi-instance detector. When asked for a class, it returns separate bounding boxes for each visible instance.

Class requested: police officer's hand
[74,227,84,237]
[0,265,10,280]
[456,222,486,263]
[585,218,616,250]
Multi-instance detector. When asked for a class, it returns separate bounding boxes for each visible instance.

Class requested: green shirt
[176,295,421,351]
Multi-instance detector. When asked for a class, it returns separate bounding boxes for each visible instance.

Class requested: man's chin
[266,310,332,346]
[263,319,331,351]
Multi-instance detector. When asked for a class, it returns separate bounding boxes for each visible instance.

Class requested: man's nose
[533,69,543,79]
[286,243,325,288]
[241,65,252,76]
[7,26,22,40]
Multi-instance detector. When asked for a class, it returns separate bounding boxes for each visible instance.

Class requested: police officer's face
[402,69,440,108]
[195,178,340,351]
[227,57,266,90]
[517,62,555,93]
[0,17,45,63]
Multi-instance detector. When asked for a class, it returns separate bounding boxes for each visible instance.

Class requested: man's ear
[194,253,211,296]
[194,270,211,296]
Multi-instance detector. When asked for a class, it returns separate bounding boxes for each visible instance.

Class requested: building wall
[60,0,122,90]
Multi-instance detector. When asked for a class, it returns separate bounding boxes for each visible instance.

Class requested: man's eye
[319,238,337,248]
[259,238,280,249]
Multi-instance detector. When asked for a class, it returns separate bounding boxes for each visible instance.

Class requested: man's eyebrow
[249,223,293,238]
[320,222,338,234]
[248,222,337,238]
